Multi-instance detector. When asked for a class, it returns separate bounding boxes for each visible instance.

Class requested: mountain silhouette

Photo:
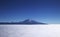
[0,19,46,24]
[18,19,46,24]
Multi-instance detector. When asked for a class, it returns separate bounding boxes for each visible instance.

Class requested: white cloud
[0,24,60,37]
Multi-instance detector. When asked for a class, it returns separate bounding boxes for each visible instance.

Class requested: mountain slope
[18,19,46,24]
[0,19,47,24]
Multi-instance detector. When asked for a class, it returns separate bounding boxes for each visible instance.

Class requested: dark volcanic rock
[18,19,46,24]
[0,19,47,24]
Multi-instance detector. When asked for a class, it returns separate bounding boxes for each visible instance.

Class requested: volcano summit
[19,19,46,24]
[0,19,47,24]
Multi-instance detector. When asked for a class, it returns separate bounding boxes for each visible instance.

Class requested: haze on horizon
[0,0,60,24]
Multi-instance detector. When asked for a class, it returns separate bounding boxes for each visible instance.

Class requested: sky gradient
[0,0,60,24]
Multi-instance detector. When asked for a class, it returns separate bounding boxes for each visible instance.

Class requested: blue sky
[0,0,60,24]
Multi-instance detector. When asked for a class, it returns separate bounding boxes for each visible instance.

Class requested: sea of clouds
[0,24,60,37]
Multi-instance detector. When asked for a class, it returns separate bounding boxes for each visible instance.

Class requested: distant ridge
[0,19,47,25]
[19,19,46,24]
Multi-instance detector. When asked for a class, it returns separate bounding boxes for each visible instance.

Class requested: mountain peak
[20,19,46,24]
[0,19,47,25]
[23,19,34,22]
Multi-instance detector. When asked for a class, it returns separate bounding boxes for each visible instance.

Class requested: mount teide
[0,19,47,25]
